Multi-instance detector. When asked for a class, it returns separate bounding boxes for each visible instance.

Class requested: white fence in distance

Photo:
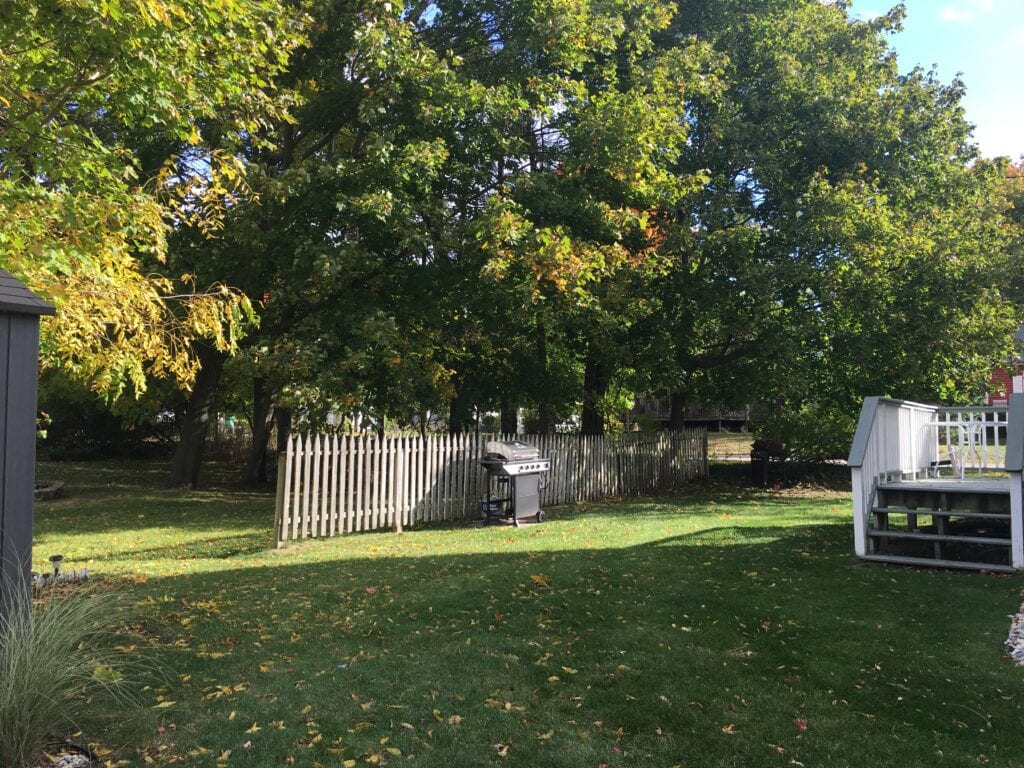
[274,430,708,545]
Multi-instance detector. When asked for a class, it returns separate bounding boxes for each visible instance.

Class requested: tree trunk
[536,320,552,434]
[166,345,228,489]
[275,407,292,454]
[448,395,465,436]
[242,377,275,486]
[500,398,517,435]
[581,352,608,436]
[669,391,687,431]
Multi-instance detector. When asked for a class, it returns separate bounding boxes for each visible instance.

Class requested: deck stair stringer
[867,478,1014,570]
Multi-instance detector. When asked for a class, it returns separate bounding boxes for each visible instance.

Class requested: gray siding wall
[0,314,41,610]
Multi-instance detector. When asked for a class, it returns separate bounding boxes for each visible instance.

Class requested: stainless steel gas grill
[479,440,551,526]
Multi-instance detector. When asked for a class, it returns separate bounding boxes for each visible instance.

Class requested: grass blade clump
[0,580,136,768]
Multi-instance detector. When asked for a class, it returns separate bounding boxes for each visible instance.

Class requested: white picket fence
[274,430,707,545]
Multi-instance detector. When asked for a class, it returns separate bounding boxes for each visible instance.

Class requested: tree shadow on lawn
[37,459,261,492]
[118,522,1024,768]
[551,490,849,522]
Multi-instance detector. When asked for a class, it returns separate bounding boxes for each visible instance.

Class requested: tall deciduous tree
[629,1,1016,453]
[0,0,305,397]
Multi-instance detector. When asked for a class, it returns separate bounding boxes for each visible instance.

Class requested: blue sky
[852,0,1024,160]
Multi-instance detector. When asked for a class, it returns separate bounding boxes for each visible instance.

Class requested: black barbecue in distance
[479,440,551,527]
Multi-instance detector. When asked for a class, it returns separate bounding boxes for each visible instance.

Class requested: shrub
[753,403,858,462]
[0,581,137,768]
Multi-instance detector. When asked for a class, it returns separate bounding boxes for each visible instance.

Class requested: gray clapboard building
[0,270,54,615]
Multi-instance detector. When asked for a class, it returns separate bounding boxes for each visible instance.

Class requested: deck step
[867,530,1011,546]
[860,554,1017,573]
[872,506,1010,521]
[877,481,1010,495]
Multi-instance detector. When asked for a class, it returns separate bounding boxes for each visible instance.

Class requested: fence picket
[344,435,354,533]
[318,435,330,536]
[425,435,436,522]
[400,436,410,529]
[336,435,347,533]
[275,436,293,547]
[375,436,382,529]
[356,435,367,532]
[412,437,422,525]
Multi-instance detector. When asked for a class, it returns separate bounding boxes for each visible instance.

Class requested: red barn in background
[987,325,1024,406]
[987,366,1018,406]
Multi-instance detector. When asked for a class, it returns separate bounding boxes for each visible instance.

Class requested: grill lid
[484,439,540,462]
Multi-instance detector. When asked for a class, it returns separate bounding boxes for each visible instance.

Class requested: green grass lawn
[31,462,1024,767]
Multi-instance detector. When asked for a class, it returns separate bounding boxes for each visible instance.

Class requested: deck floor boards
[877,478,1012,495]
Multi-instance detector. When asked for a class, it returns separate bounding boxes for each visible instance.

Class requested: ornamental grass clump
[0,579,137,768]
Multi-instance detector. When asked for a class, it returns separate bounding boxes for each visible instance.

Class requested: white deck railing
[931,407,1010,476]
[848,398,939,557]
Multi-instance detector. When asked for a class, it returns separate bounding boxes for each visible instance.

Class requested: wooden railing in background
[274,430,708,546]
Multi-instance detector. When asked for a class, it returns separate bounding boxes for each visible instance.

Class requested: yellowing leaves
[485,698,525,712]
[203,683,249,700]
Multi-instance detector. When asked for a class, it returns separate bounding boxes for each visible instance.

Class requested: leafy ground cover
[32,462,1024,767]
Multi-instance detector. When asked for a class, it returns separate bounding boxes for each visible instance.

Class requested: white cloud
[939,0,997,22]
[939,7,975,22]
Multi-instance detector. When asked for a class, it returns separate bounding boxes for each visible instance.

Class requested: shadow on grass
[114,520,1024,768]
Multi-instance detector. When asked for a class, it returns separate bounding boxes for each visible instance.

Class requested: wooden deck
[877,477,1012,495]
[850,395,1024,571]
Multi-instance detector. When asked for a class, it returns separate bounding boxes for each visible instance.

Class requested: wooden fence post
[274,455,288,548]
[0,271,54,619]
